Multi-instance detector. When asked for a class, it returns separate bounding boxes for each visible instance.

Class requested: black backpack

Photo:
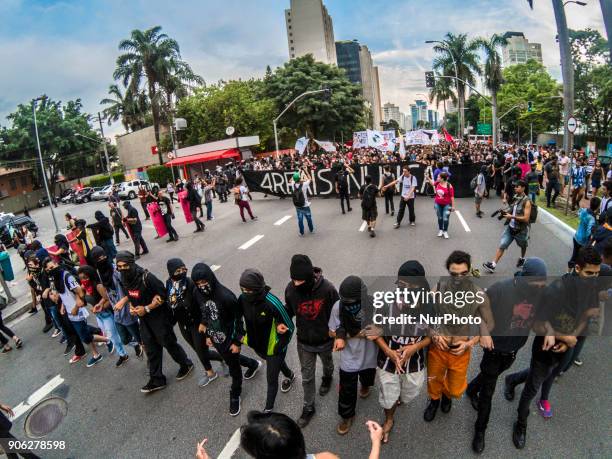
[293,184,306,207]
[362,184,377,209]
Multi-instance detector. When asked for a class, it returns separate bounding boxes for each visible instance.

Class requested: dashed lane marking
[238,235,264,250]
[359,221,368,232]
[217,428,241,459]
[274,215,292,226]
[455,210,471,232]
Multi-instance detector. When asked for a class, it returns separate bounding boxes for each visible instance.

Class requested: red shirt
[434,182,454,206]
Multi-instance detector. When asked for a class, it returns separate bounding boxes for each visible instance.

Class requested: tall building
[501,32,543,67]
[383,102,401,125]
[427,109,440,129]
[285,0,337,64]
[399,112,412,132]
[336,40,382,129]
[410,104,419,130]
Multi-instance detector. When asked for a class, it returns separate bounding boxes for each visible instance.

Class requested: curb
[538,206,576,238]
[4,300,34,323]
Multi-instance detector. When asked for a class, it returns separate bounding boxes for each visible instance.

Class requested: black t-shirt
[127,207,142,232]
[336,171,349,191]
[126,271,169,317]
[545,163,559,183]
[157,196,172,216]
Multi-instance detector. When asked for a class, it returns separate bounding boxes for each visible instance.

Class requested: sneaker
[229,396,241,416]
[220,361,230,377]
[52,329,61,338]
[423,398,440,422]
[443,231,449,239]
[198,372,218,387]
[369,230,376,238]
[336,416,354,435]
[69,354,85,364]
[319,376,332,396]
[176,363,194,381]
[244,360,262,380]
[140,381,167,393]
[537,399,552,418]
[504,375,516,401]
[281,373,296,393]
[410,222,416,226]
[115,355,129,368]
[393,223,400,229]
[107,341,115,355]
[63,343,75,356]
[134,344,143,358]
[297,407,315,428]
[516,257,526,268]
[437,230,444,237]
[573,358,583,366]
[482,262,496,273]
[440,394,452,413]
[512,421,526,449]
[86,354,103,368]
[59,336,67,344]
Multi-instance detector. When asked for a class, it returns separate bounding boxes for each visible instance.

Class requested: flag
[398,132,406,159]
[295,137,309,155]
[442,127,456,147]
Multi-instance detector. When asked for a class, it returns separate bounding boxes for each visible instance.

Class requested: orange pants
[427,346,471,400]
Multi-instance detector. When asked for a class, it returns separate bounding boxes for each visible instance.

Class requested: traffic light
[425,71,435,88]
[527,101,533,112]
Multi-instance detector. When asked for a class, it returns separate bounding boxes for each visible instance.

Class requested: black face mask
[172,272,187,282]
[198,284,212,296]
[47,267,60,277]
[295,277,314,294]
[120,265,138,284]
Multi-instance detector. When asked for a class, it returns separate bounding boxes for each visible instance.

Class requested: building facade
[0,167,34,199]
[383,102,401,124]
[501,32,543,67]
[285,0,337,64]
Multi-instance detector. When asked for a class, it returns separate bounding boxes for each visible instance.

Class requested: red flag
[442,127,456,147]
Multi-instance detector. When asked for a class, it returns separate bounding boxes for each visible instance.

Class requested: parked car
[74,187,95,204]
[117,180,160,200]
[92,185,113,201]
[0,215,39,248]
[37,195,57,207]
[60,189,77,204]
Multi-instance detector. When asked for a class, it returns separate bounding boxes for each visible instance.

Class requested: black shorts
[362,207,378,221]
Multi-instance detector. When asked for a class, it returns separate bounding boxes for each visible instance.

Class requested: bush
[87,172,125,188]
[146,165,174,186]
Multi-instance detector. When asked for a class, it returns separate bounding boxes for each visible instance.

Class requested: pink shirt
[434,182,454,206]
[519,163,531,179]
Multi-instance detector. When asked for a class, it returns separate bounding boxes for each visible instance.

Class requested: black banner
[242,163,481,198]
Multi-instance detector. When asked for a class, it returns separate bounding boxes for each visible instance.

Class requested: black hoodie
[285,268,339,349]
[165,258,200,326]
[191,263,241,351]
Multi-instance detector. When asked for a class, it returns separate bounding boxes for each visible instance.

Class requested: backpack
[470,176,478,191]
[362,184,377,209]
[293,184,306,207]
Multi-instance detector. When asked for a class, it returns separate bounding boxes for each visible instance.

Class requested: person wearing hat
[285,254,339,428]
[114,251,193,393]
[328,275,378,435]
[466,257,547,454]
[373,261,432,444]
[122,201,148,258]
[237,269,296,412]
[290,168,314,236]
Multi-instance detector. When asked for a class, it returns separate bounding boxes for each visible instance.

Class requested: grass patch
[535,194,579,230]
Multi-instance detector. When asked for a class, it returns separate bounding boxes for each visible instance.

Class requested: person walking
[359,175,379,237]
[109,201,130,245]
[383,166,417,229]
[166,181,176,203]
[89,211,117,261]
[430,171,455,239]
[186,182,206,232]
[156,189,179,242]
[335,163,354,214]
[379,165,396,216]
[567,197,599,270]
[474,166,487,218]
[137,185,151,220]
[203,179,215,221]
[114,251,194,393]
[122,201,148,258]
[291,170,314,236]
[0,305,23,353]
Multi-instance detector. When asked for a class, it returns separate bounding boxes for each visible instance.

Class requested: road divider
[238,235,264,250]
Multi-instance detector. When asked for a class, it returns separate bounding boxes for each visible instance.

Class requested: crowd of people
[0,141,610,459]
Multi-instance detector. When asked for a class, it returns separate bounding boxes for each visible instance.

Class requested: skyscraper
[285,0,337,64]
[383,102,401,124]
[501,32,543,67]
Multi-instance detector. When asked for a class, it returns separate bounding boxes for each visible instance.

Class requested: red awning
[165,149,240,167]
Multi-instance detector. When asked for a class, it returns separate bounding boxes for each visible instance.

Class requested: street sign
[567,116,578,133]
[477,123,492,135]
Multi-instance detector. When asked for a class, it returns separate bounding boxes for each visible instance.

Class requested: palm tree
[429,70,457,112]
[432,33,481,138]
[100,84,150,132]
[476,34,507,145]
[159,59,204,122]
[113,26,181,164]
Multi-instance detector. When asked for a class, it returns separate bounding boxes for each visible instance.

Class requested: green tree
[497,60,562,141]
[176,79,277,151]
[100,84,149,132]
[476,33,506,143]
[264,55,366,141]
[0,97,102,195]
[429,72,457,113]
[432,33,481,137]
[569,28,611,138]
[381,119,400,135]
[464,94,481,130]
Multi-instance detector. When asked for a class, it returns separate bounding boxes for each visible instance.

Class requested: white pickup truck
[117,180,160,200]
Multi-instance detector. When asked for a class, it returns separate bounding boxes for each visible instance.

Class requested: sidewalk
[1,249,34,323]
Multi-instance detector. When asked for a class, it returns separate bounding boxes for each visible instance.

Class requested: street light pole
[32,96,60,233]
[97,112,112,180]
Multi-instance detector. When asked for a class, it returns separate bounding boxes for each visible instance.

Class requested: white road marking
[12,374,65,420]
[455,210,471,232]
[238,235,264,250]
[274,215,292,226]
[210,265,221,272]
[217,428,242,459]
[359,221,368,232]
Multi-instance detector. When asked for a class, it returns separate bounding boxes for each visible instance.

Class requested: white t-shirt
[400,175,417,199]
[559,156,570,175]
[293,180,311,207]
[239,185,249,201]
[60,273,89,322]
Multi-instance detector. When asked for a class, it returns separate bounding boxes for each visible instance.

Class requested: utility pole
[97,112,112,181]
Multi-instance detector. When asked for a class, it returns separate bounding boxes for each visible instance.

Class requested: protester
[0,402,41,459]
[89,211,117,261]
[156,189,179,242]
[544,157,560,208]
[474,166,487,218]
[292,169,314,236]
[186,182,206,232]
[122,201,149,258]
[359,175,379,237]
[233,177,257,224]
[166,181,176,203]
[525,162,540,204]
[383,166,417,229]
[568,197,599,270]
[335,162,354,214]
[109,201,130,245]
[137,185,151,220]
[430,171,455,239]
[379,165,396,216]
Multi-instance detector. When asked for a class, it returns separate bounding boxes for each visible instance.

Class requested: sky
[0,0,607,138]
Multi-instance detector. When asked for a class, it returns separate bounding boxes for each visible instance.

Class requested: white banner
[404,129,440,146]
[314,140,337,152]
[295,137,309,155]
[352,131,368,148]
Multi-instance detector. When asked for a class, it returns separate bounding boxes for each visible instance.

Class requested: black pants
[132,231,148,256]
[139,312,192,385]
[468,349,517,432]
[0,311,16,345]
[568,237,582,270]
[339,190,351,213]
[163,213,179,241]
[191,209,205,231]
[114,225,130,244]
[338,368,376,419]
[0,428,40,459]
[42,301,53,326]
[57,311,86,357]
[141,202,150,219]
[546,181,560,206]
[178,321,223,371]
[384,191,395,213]
[217,347,259,399]
[254,351,293,410]
[396,198,415,225]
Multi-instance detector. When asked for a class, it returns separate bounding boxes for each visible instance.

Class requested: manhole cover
[24,397,68,438]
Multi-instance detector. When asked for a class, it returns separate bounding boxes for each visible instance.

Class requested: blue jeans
[529,192,537,203]
[70,319,94,345]
[96,312,127,357]
[296,206,314,235]
[48,304,66,339]
[434,203,451,231]
[116,321,142,346]
[205,201,213,220]
[101,238,117,261]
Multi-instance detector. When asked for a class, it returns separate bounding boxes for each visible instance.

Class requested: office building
[501,32,543,67]
[383,102,401,125]
[285,0,337,64]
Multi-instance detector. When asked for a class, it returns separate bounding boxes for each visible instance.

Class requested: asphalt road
[1,194,610,459]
